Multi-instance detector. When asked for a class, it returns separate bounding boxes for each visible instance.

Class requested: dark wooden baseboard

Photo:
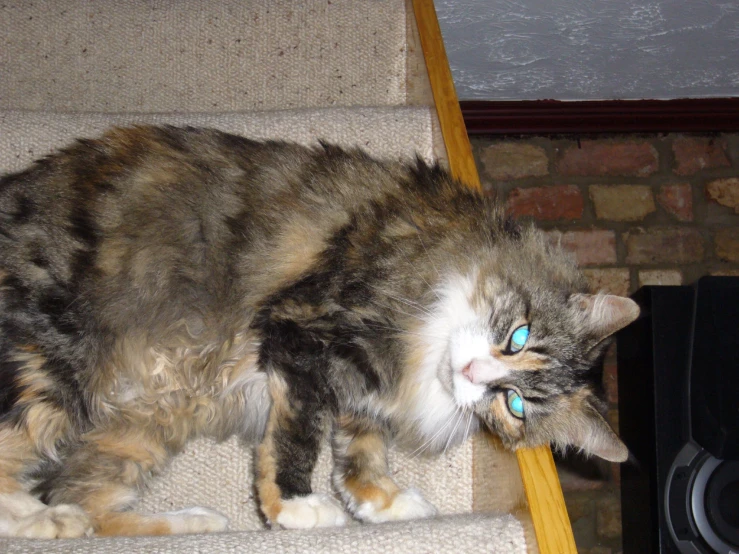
[460,98,739,135]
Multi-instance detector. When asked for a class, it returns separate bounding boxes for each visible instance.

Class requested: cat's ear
[540,390,629,462]
[569,293,640,342]
[569,408,629,463]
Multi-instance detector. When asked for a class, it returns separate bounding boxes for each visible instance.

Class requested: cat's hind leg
[0,492,92,539]
[332,414,437,524]
[40,427,228,536]
[0,371,93,538]
[0,426,92,538]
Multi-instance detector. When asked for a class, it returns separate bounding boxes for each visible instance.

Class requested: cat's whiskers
[409,406,460,460]
[366,294,441,328]
[362,322,445,340]
[374,289,434,318]
[462,410,475,444]
[372,301,433,324]
[442,408,466,455]
[408,410,455,459]
[418,238,440,279]
[358,280,437,322]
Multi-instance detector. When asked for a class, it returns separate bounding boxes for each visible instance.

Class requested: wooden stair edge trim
[409,0,479,190]
[516,446,578,553]
[410,2,577,553]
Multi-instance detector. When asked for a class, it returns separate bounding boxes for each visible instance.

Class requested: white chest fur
[403,273,484,453]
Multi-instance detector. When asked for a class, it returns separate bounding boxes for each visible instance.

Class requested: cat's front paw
[354,488,437,524]
[275,493,348,529]
[162,506,229,534]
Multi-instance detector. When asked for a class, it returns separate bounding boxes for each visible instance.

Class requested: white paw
[162,506,229,534]
[275,493,348,529]
[11,504,93,539]
[355,488,437,524]
[0,491,47,518]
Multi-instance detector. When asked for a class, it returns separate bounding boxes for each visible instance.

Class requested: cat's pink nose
[461,358,509,385]
[461,360,476,383]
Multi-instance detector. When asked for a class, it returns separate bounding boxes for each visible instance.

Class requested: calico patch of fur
[0,126,637,537]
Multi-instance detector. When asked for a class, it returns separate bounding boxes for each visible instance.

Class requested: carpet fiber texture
[0,1,407,112]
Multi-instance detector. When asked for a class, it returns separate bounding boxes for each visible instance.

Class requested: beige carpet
[0,107,435,174]
[0,0,407,113]
[140,436,474,531]
[0,513,525,553]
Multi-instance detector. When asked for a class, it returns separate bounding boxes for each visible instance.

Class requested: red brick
[715,228,739,262]
[603,355,618,404]
[582,268,631,296]
[658,184,694,221]
[590,185,656,221]
[624,228,705,265]
[602,344,618,405]
[607,409,620,436]
[480,142,549,180]
[546,230,617,266]
[596,492,622,540]
[556,140,658,177]
[638,269,683,287]
[558,467,606,492]
[481,180,499,201]
[610,462,621,487]
[672,137,730,176]
[507,185,583,220]
[586,548,614,554]
[603,411,623,480]
[604,342,617,365]
[563,490,595,523]
[706,178,739,214]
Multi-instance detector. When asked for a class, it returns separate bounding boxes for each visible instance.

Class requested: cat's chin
[451,372,486,407]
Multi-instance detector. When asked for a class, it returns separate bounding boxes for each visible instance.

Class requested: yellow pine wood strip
[411,1,577,553]
[410,0,480,190]
[517,446,577,553]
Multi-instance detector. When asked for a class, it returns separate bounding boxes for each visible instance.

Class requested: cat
[0,125,638,538]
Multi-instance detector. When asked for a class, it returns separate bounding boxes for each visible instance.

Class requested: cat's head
[426,227,638,463]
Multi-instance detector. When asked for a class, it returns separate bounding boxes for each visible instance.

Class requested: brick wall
[472,133,739,554]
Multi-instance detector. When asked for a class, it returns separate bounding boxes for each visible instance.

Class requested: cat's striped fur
[0,126,637,537]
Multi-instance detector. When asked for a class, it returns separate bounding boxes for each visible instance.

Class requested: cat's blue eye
[509,325,530,353]
[506,389,525,419]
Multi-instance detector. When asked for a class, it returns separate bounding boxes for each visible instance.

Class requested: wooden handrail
[410,1,577,552]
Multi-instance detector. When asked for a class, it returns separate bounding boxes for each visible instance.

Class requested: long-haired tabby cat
[0,125,638,538]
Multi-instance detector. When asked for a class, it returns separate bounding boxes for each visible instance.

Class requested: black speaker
[617,276,739,554]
